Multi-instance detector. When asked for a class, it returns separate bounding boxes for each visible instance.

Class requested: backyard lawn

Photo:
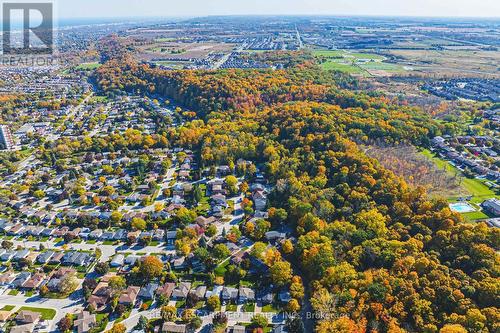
[243,302,255,312]
[226,303,237,311]
[75,62,101,70]
[261,303,279,313]
[0,305,15,311]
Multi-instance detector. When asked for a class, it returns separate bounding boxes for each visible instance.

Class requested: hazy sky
[56,0,500,18]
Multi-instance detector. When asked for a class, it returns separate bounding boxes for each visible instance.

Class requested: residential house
[0,271,14,286]
[230,251,248,266]
[0,310,11,322]
[227,326,246,333]
[156,282,175,299]
[195,216,216,228]
[265,231,286,242]
[49,252,64,264]
[222,286,238,302]
[278,290,292,303]
[238,287,255,303]
[166,231,177,248]
[113,229,127,241]
[119,286,140,306]
[0,250,14,262]
[138,283,159,300]
[252,190,267,211]
[88,229,103,239]
[74,311,97,333]
[101,231,115,241]
[205,285,223,299]
[41,228,55,237]
[10,324,35,333]
[8,224,25,236]
[15,310,41,325]
[172,256,186,270]
[22,272,45,290]
[211,194,227,206]
[110,254,125,268]
[483,198,500,216]
[217,165,231,176]
[162,322,187,333]
[13,249,30,261]
[36,251,54,264]
[273,325,288,333]
[125,255,140,266]
[63,252,93,266]
[88,282,111,311]
[67,228,81,238]
[257,289,274,304]
[11,272,31,288]
[153,229,165,241]
[171,282,191,300]
[190,285,207,300]
[79,228,91,239]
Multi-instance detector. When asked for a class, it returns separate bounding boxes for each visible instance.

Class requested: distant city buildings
[482,198,500,217]
[423,78,500,102]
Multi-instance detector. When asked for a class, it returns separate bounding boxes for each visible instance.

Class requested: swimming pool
[449,202,476,213]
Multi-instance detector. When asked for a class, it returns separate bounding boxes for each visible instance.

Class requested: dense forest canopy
[94,41,499,333]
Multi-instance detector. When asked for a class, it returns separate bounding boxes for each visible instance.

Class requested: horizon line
[55,14,500,20]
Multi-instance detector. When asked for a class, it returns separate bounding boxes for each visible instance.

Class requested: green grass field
[359,61,406,72]
[312,50,346,57]
[0,305,15,311]
[261,303,279,313]
[312,49,385,61]
[75,62,101,70]
[320,61,366,74]
[462,210,490,221]
[313,49,405,75]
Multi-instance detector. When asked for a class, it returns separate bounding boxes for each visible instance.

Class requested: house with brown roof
[88,282,111,311]
[0,271,15,286]
[52,267,76,278]
[74,311,96,333]
[10,324,35,333]
[190,285,207,300]
[22,272,45,290]
[195,216,216,228]
[99,272,117,283]
[49,252,64,264]
[118,286,140,306]
[156,282,175,299]
[0,310,11,322]
[87,294,109,311]
[171,282,191,300]
[15,310,41,325]
[162,322,187,333]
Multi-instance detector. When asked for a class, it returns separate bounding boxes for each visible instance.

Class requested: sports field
[313,49,406,76]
